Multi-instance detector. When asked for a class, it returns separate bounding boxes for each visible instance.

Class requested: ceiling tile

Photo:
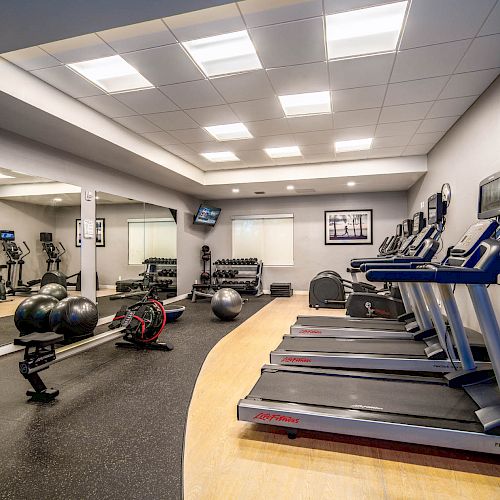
[31,66,104,98]
[221,137,268,151]
[114,115,161,133]
[409,131,445,145]
[260,134,298,148]
[427,95,478,118]
[78,95,135,117]
[40,34,115,63]
[400,0,496,49]
[163,144,196,156]
[375,120,422,137]
[250,17,325,68]
[294,129,335,145]
[372,135,411,148]
[479,1,500,36]
[329,53,395,90]
[211,70,275,102]
[145,110,199,130]
[300,143,334,155]
[404,143,434,155]
[185,105,238,126]
[169,127,214,143]
[114,88,178,114]
[231,97,285,121]
[379,102,433,123]
[122,45,204,86]
[455,34,500,72]
[238,0,322,28]
[141,131,179,146]
[2,47,61,71]
[440,69,499,99]
[97,19,177,53]
[324,0,397,15]
[267,62,329,94]
[246,118,291,137]
[417,116,460,133]
[367,146,405,158]
[384,76,448,106]
[333,125,376,140]
[334,150,371,161]
[287,114,333,133]
[187,141,229,153]
[390,40,470,83]
[333,108,380,128]
[332,85,386,112]
[159,80,224,109]
[164,4,245,41]
[236,150,270,163]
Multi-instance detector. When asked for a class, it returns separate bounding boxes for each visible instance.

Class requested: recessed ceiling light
[201,151,240,162]
[326,2,408,60]
[335,138,373,153]
[278,91,331,116]
[53,197,63,202]
[95,196,100,200]
[204,123,253,141]
[67,55,154,93]
[232,188,240,193]
[0,173,15,179]
[347,181,356,187]
[265,146,302,159]
[286,185,295,191]
[182,30,262,77]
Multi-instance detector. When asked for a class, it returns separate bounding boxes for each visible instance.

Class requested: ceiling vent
[295,188,316,194]
[254,191,266,195]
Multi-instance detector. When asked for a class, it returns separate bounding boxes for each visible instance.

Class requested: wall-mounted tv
[193,204,221,226]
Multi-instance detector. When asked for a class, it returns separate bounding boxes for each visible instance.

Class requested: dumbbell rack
[143,258,177,294]
[213,259,263,296]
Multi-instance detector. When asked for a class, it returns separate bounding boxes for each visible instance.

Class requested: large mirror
[0,167,81,346]
[95,193,177,319]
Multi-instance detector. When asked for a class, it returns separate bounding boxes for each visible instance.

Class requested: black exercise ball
[49,296,98,341]
[14,294,59,335]
[39,283,68,301]
[211,288,243,321]
[41,270,67,288]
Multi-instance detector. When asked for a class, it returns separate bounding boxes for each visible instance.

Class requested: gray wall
[206,191,408,291]
[408,77,500,328]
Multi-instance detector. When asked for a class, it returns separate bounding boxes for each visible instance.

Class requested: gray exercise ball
[211,288,243,321]
[39,282,68,301]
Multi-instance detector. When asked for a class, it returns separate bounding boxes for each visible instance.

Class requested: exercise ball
[41,270,67,288]
[49,296,98,341]
[211,288,243,321]
[39,283,68,301]
[15,294,59,335]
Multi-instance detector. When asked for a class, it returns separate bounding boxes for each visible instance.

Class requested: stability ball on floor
[39,283,68,301]
[49,296,98,341]
[211,288,243,321]
[14,294,60,335]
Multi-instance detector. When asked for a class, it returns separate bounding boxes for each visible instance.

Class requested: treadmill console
[0,230,15,241]
[478,171,500,219]
[447,220,498,265]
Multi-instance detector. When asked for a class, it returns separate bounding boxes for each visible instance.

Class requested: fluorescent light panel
[286,185,295,191]
[68,55,153,93]
[204,123,252,141]
[347,181,356,187]
[279,91,331,116]
[232,188,240,193]
[335,138,373,153]
[201,151,239,162]
[326,1,408,59]
[0,173,15,179]
[183,30,261,77]
[265,146,302,158]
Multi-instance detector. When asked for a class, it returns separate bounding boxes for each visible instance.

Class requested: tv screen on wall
[193,205,221,226]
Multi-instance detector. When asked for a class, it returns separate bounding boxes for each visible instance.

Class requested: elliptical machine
[0,230,32,296]
[40,232,65,273]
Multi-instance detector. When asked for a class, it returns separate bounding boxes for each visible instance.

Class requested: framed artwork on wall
[324,209,373,245]
[75,218,106,247]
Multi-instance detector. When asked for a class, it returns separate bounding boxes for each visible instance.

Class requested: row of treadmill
[238,172,500,455]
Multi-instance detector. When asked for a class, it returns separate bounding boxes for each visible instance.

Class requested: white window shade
[232,214,293,266]
[128,218,176,265]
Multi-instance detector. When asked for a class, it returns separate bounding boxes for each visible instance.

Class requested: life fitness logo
[298,329,322,335]
[282,357,312,363]
[254,412,300,424]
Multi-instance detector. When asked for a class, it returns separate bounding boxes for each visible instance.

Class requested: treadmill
[238,174,500,455]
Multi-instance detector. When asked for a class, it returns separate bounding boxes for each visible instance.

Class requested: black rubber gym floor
[0,295,273,500]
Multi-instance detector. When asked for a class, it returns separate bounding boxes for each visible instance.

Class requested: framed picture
[324,209,373,245]
[75,218,106,247]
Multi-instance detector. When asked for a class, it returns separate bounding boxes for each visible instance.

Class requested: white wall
[206,191,407,291]
[408,77,500,328]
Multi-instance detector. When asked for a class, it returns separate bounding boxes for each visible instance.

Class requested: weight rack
[212,258,263,296]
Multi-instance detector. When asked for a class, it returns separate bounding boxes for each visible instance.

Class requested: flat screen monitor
[396,224,402,237]
[0,230,15,241]
[193,205,221,226]
[412,212,425,234]
[40,232,53,242]
[478,171,500,219]
[402,219,412,237]
[427,193,443,225]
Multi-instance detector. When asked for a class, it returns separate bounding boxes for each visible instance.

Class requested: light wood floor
[184,295,500,500]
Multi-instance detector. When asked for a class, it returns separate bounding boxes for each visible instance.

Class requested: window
[128,218,176,265]
[232,214,294,266]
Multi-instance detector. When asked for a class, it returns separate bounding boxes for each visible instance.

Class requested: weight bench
[14,332,64,402]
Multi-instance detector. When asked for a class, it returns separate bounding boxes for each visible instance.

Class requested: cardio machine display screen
[193,205,221,226]
[0,230,15,241]
[478,174,500,219]
[412,213,424,234]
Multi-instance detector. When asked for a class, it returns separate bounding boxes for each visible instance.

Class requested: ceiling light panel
[278,91,331,116]
[326,2,408,60]
[68,55,154,93]
[265,146,302,158]
[335,138,373,153]
[205,122,253,141]
[0,173,15,179]
[182,30,262,77]
[201,152,240,162]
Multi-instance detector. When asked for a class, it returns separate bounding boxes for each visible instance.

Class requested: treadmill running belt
[249,370,479,423]
[279,336,427,357]
[295,316,405,331]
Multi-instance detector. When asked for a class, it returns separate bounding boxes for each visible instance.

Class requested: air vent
[295,188,316,194]
[254,191,266,195]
